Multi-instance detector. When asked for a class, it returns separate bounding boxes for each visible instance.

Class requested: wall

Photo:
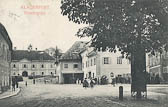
[0,32,11,93]
[81,46,131,83]
[58,60,83,83]
[98,51,130,78]
[11,60,55,76]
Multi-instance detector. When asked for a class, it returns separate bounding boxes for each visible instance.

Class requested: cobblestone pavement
[0,80,168,107]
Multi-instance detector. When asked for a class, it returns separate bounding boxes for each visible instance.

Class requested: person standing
[25,81,27,87]
[16,81,18,88]
[111,78,116,87]
[12,80,15,91]
[83,78,88,89]
[90,79,94,88]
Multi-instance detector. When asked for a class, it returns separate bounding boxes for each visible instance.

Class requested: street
[0,80,168,107]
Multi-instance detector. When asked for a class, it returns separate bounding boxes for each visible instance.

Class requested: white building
[56,41,86,84]
[80,42,131,83]
[11,47,56,77]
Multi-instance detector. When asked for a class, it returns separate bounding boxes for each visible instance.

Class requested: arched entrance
[22,71,28,77]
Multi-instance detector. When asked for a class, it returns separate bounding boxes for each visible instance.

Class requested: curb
[0,88,21,100]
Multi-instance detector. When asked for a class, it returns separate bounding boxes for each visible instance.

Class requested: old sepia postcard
[0,0,168,107]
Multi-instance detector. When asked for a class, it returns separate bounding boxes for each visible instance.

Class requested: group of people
[83,78,95,88]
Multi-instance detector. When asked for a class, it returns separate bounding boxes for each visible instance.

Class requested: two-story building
[57,41,87,84]
[11,46,56,77]
[148,51,168,83]
[80,42,131,84]
[0,23,12,93]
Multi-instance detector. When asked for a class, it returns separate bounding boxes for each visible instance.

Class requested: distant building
[11,46,56,77]
[45,47,56,57]
[57,41,131,84]
[80,42,131,84]
[57,41,87,84]
[0,23,12,93]
[148,51,168,83]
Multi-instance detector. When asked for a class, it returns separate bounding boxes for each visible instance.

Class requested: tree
[61,0,168,99]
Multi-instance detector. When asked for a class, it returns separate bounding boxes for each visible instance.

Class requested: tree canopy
[61,0,168,56]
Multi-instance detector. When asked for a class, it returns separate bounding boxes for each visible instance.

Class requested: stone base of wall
[0,86,10,94]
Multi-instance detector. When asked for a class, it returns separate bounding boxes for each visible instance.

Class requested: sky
[0,0,90,52]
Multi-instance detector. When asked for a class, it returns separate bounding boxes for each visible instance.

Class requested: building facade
[11,48,56,77]
[80,43,131,84]
[148,51,168,83]
[0,23,12,93]
[57,41,86,84]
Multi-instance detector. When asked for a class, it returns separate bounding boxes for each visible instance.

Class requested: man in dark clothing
[83,78,88,88]
[12,81,15,91]
[90,79,94,88]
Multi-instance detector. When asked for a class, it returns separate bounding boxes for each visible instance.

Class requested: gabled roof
[60,41,88,61]
[12,50,55,61]
[0,23,12,50]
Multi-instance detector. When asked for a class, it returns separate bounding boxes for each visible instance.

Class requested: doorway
[22,71,28,77]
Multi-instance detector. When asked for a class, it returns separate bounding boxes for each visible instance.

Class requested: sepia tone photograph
[0,0,168,107]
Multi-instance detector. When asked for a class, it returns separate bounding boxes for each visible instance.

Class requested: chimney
[35,48,38,51]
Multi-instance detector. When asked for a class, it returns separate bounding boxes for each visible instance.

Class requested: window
[41,64,44,68]
[23,64,27,68]
[117,57,122,64]
[64,64,68,68]
[94,58,96,65]
[50,64,53,68]
[42,72,44,75]
[89,72,91,78]
[104,57,110,64]
[32,64,35,68]
[13,64,16,68]
[163,67,168,73]
[74,64,78,68]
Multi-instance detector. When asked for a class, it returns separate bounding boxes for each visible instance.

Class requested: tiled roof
[87,50,97,57]
[60,41,88,61]
[12,50,55,61]
[0,23,12,50]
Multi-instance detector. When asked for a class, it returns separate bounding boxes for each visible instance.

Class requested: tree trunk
[131,45,147,99]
